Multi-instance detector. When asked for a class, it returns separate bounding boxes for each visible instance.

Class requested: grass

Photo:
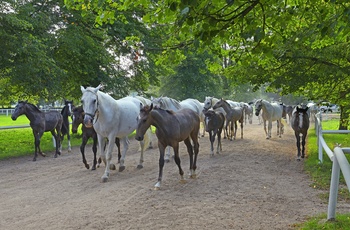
[0,114,87,160]
[296,118,350,229]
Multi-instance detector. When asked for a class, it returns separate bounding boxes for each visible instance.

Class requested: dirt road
[0,117,348,229]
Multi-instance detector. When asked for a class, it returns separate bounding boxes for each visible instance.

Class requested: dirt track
[0,117,349,230]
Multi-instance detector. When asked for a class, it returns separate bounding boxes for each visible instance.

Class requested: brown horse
[71,106,121,170]
[11,101,63,161]
[203,109,225,157]
[135,104,200,189]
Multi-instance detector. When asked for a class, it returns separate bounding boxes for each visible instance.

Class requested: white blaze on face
[299,112,303,129]
[205,117,210,127]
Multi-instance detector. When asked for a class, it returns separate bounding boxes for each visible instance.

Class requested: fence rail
[315,113,350,221]
[0,108,61,116]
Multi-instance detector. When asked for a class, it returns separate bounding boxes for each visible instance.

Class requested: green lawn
[297,118,350,229]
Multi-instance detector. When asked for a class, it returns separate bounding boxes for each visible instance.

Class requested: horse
[11,101,63,161]
[203,109,225,156]
[291,106,310,160]
[213,99,244,141]
[203,96,228,138]
[81,85,149,182]
[71,106,121,170]
[151,96,204,161]
[135,104,200,189]
[60,100,73,152]
[282,104,294,124]
[254,99,284,139]
[307,102,318,122]
[242,102,254,125]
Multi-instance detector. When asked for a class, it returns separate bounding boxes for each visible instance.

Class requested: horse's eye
[93,99,96,103]
[142,119,147,123]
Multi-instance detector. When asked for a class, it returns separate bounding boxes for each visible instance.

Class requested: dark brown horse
[71,106,120,170]
[11,101,63,161]
[135,104,200,190]
[291,106,309,160]
[60,100,73,152]
[203,109,225,157]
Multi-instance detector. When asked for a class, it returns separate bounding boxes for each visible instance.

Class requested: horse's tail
[281,118,287,127]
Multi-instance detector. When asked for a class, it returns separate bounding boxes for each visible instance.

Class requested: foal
[203,110,225,156]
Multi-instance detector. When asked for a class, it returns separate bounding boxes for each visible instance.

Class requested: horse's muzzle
[83,115,93,128]
[255,111,259,116]
[135,135,144,141]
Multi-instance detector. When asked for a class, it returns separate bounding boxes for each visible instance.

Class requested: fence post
[327,155,340,221]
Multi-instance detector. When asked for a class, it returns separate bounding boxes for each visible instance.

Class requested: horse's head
[135,104,153,141]
[212,99,224,110]
[203,96,214,110]
[254,99,263,116]
[64,100,74,116]
[80,85,101,128]
[71,106,84,133]
[11,101,27,121]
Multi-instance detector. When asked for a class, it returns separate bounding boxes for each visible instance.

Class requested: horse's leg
[155,142,166,190]
[233,121,237,140]
[80,134,90,169]
[164,146,172,163]
[209,131,214,157]
[67,126,71,152]
[91,136,98,170]
[173,142,185,181]
[118,137,129,172]
[32,131,41,161]
[51,130,60,158]
[137,138,145,169]
[301,133,307,158]
[263,120,268,139]
[201,120,206,137]
[190,134,200,178]
[277,120,280,136]
[267,120,272,139]
[115,138,121,163]
[240,120,243,139]
[295,132,301,161]
[96,136,105,168]
[217,128,222,153]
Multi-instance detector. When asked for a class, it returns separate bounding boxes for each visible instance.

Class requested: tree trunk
[339,105,349,130]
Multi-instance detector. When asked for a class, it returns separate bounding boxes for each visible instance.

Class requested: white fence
[315,113,350,220]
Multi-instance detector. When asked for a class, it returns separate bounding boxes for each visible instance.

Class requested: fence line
[315,113,350,221]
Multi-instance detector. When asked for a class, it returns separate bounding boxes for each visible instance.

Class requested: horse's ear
[150,103,153,111]
[80,86,86,93]
[139,102,143,110]
[96,84,104,91]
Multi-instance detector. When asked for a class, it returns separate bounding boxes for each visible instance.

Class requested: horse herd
[10,85,311,189]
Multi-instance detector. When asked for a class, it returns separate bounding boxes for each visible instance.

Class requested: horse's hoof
[190,174,197,179]
[110,163,116,170]
[154,186,160,191]
[91,166,96,171]
[179,179,187,184]
[54,154,57,158]
[33,158,37,162]
[165,159,170,163]
[297,158,301,161]
[137,164,143,169]
[101,177,109,183]
[119,165,126,172]
[85,164,90,169]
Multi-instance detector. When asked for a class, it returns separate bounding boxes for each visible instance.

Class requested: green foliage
[294,213,350,230]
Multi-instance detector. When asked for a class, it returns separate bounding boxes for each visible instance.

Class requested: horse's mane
[161,97,181,110]
[21,101,41,113]
[73,105,84,112]
[143,105,175,115]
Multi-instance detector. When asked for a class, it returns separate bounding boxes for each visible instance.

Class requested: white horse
[242,102,254,125]
[254,99,284,139]
[151,96,204,161]
[81,85,149,182]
